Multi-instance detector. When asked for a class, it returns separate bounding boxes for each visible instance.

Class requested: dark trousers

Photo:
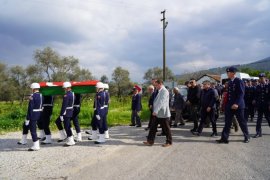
[190,104,199,130]
[147,110,154,128]
[131,110,141,126]
[92,113,105,134]
[147,117,172,144]
[221,107,249,141]
[41,108,52,135]
[198,108,217,134]
[256,106,270,135]
[55,116,73,137]
[22,119,38,142]
[37,118,43,130]
[245,103,255,120]
[71,107,81,133]
[103,108,109,131]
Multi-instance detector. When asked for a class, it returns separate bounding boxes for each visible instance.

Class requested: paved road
[1,118,270,180]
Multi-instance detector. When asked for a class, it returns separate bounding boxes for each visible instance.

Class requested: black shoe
[40,137,46,141]
[190,129,197,133]
[136,125,142,127]
[129,124,135,127]
[172,124,177,128]
[243,138,250,143]
[253,134,262,138]
[216,139,229,144]
[179,123,185,126]
[144,127,149,131]
[211,132,218,137]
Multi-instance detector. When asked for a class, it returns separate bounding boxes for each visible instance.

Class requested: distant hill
[176,56,270,81]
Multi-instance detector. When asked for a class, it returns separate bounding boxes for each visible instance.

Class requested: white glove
[96,115,101,120]
[25,120,30,126]
[60,116,64,122]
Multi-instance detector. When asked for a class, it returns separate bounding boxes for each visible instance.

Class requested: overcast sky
[0,0,269,82]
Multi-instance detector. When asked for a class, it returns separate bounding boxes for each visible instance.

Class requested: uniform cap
[63,82,72,88]
[226,66,238,73]
[30,83,40,89]
[95,82,104,89]
[259,73,266,78]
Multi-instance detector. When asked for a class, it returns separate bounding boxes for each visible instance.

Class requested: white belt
[94,107,104,110]
[33,109,43,112]
[43,104,53,107]
[66,107,73,109]
[104,105,108,107]
[73,105,80,107]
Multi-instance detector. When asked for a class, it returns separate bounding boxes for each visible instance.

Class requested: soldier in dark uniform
[55,82,75,146]
[130,87,142,127]
[89,82,107,144]
[18,83,43,151]
[217,67,250,144]
[244,80,255,122]
[40,95,54,144]
[103,83,110,139]
[71,93,82,142]
[253,73,270,138]
[193,80,217,136]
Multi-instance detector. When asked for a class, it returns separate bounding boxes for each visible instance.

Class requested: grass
[0,96,150,134]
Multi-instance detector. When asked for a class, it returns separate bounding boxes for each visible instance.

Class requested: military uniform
[71,94,81,135]
[218,67,250,143]
[254,75,270,137]
[103,90,110,138]
[131,92,142,127]
[41,96,54,136]
[244,82,255,121]
[55,90,75,140]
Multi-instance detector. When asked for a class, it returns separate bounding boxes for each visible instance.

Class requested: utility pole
[161,10,168,82]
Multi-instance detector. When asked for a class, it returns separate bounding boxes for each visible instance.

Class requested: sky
[0,0,270,82]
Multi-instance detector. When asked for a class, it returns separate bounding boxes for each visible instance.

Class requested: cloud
[0,0,270,82]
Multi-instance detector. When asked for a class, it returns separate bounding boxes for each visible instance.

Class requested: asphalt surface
[1,117,270,180]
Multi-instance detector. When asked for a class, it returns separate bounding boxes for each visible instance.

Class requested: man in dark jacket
[187,78,201,133]
[193,80,217,136]
[130,87,142,127]
[172,87,185,127]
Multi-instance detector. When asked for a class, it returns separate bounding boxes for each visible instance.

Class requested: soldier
[18,83,43,151]
[217,67,250,144]
[244,79,255,122]
[103,83,110,139]
[71,93,82,142]
[55,82,75,146]
[40,95,54,144]
[253,73,270,138]
[193,80,217,136]
[130,87,142,127]
[89,82,107,144]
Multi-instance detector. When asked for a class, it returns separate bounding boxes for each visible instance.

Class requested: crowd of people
[17,66,270,151]
[141,66,270,146]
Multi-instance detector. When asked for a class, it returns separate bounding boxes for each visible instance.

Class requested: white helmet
[103,83,109,89]
[30,83,40,89]
[63,82,72,88]
[95,82,104,89]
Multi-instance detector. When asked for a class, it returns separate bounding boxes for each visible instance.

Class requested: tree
[112,67,133,98]
[100,75,109,83]
[34,47,60,81]
[69,67,94,81]
[143,66,174,83]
